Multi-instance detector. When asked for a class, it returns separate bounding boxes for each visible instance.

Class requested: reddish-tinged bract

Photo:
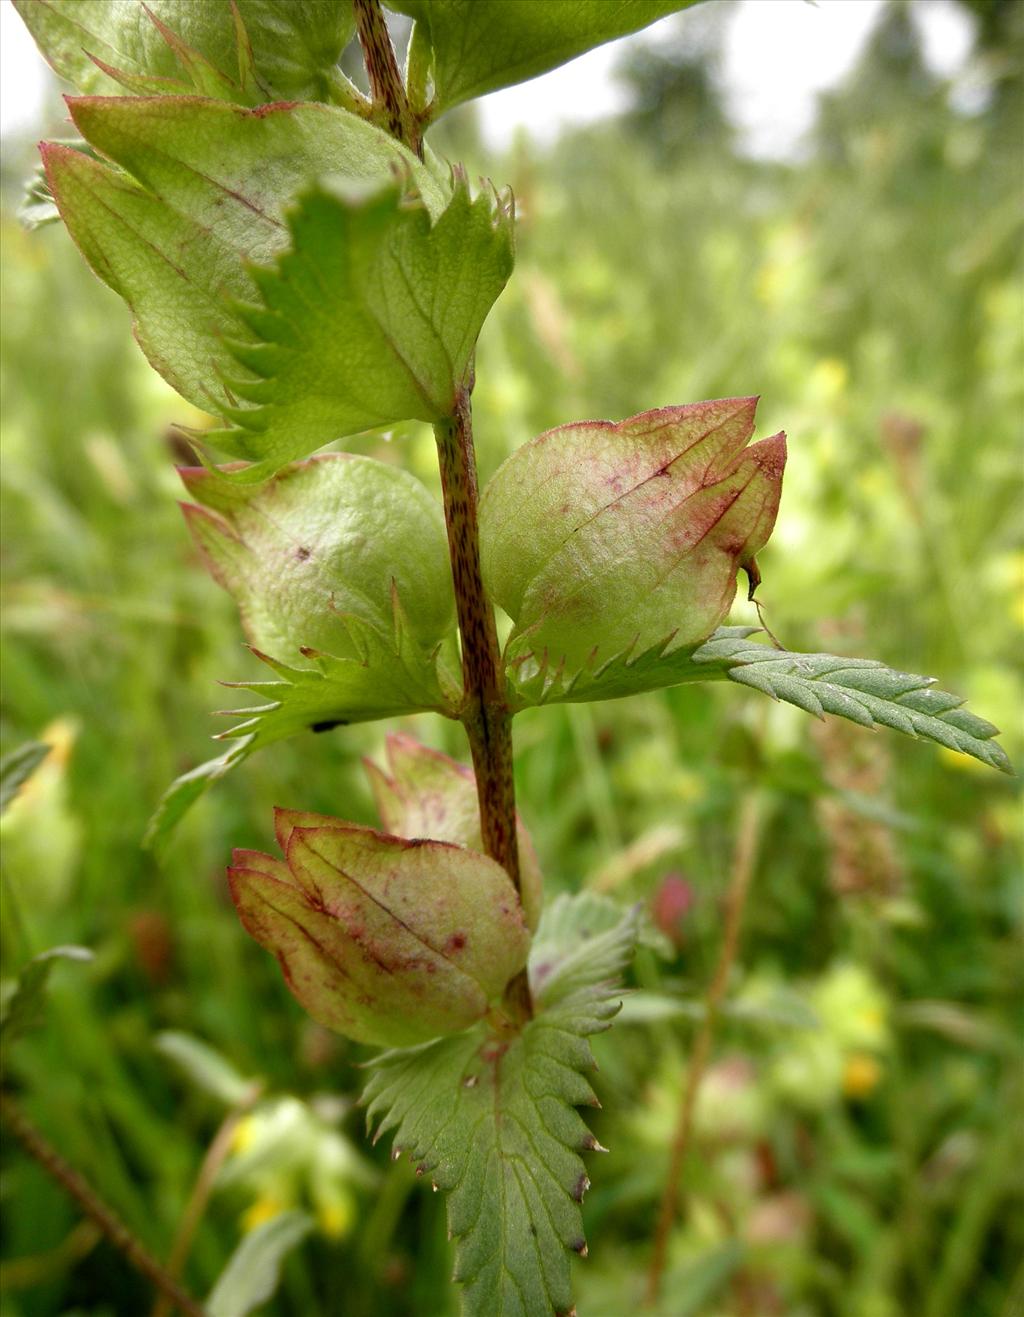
[364,734,544,930]
[229,810,530,1047]
[480,397,786,670]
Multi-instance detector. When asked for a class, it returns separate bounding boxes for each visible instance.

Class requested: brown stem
[0,1091,206,1317]
[150,1091,260,1317]
[353,0,422,156]
[644,792,763,1305]
[434,390,532,1025]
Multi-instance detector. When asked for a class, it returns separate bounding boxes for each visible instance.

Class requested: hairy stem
[0,1092,206,1317]
[434,389,532,1025]
[353,0,422,156]
[645,792,763,1304]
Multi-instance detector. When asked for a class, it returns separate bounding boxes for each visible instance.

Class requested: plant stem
[357,0,528,1023]
[0,1092,206,1317]
[434,389,532,1026]
[150,1090,260,1317]
[644,791,764,1305]
[353,0,422,156]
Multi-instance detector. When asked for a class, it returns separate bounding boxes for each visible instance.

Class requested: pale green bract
[362,896,639,1317]
[392,0,701,117]
[180,454,456,663]
[204,172,515,478]
[45,97,445,429]
[230,814,531,1046]
[13,0,354,103]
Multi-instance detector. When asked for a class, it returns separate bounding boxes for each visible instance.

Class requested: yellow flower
[315,1189,356,1240]
[241,1193,288,1232]
[843,1053,883,1099]
[229,1115,257,1155]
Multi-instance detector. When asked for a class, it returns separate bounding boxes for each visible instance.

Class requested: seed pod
[181,454,455,663]
[480,397,786,671]
[229,810,530,1047]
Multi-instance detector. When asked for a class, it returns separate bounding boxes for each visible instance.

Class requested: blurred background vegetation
[1,2,1021,1314]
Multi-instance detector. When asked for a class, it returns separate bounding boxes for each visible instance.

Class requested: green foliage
[207,1210,313,1317]
[701,631,1014,775]
[363,897,638,1316]
[0,741,50,814]
[0,945,93,1049]
[48,95,441,422]
[154,1030,259,1107]
[13,0,354,103]
[392,0,700,116]
[3,2,1021,1315]
[205,173,515,476]
[145,610,462,856]
[507,623,1011,771]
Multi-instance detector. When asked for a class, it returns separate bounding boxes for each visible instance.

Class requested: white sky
[1,0,975,159]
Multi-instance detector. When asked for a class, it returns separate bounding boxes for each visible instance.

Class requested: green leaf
[203,172,514,475]
[155,1031,259,1106]
[699,632,1015,775]
[143,739,252,860]
[144,604,461,856]
[390,0,701,117]
[181,454,455,662]
[528,892,642,1007]
[508,626,1012,774]
[217,607,462,748]
[0,945,93,1047]
[362,898,639,1316]
[45,97,442,419]
[482,399,785,676]
[15,0,354,103]
[506,625,761,709]
[207,1210,313,1317]
[0,742,50,814]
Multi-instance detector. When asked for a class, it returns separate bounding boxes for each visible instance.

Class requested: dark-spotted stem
[352,0,423,157]
[434,391,532,1026]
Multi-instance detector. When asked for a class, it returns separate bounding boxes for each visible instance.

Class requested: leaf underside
[509,626,1012,775]
[391,0,700,115]
[362,899,639,1317]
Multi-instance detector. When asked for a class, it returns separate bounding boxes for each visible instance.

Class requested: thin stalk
[0,1092,206,1317]
[644,792,764,1305]
[150,1088,261,1317]
[353,0,422,156]
[357,0,528,1023]
[434,388,532,1026]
